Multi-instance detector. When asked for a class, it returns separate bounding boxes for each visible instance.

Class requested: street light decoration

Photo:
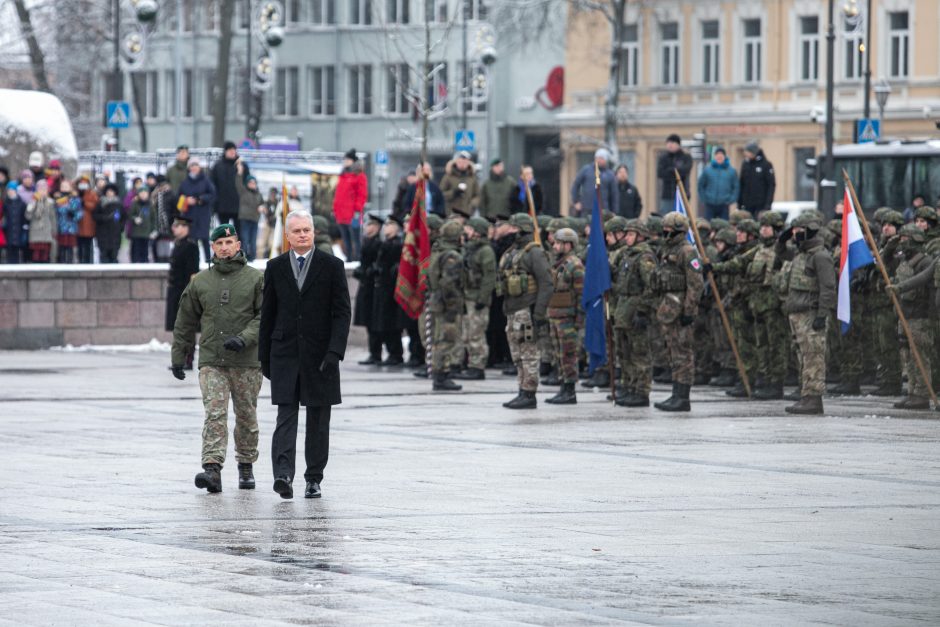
[131,0,158,22]
[121,1,159,69]
[250,0,285,93]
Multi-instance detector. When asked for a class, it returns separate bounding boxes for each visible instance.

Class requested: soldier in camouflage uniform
[171,223,264,493]
[693,219,718,384]
[414,214,445,379]
[585,216,629,392]
[539,217,572,385]
[867,210,905,395]
[913,206,940,386]
[776,213,836,414]
[427,220,466,391]
[499,213,553,409]
[653,211,704,412]
[312,215,335,255]
[544,228,584,404]
[748,211,789,399]
[887,224,936,410]
[645,214,671,383]
[706,228,738,386]
[610,219,658,407]
[454,217,497,380]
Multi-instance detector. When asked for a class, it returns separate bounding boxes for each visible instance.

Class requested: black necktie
[297,256,305,272]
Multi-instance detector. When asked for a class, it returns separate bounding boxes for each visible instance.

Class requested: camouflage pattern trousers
[549,316,579,384]
[788,311,827,396]
[198,366,263,466]
[752,307,789,385]
[432,312,461,373]
[507,308,539,392]
[871,305,901,387]
[462,302,489,370]
[900,317,934,399]
[614,325,652,396]
[538,318,556,368]
[660,320,695,386]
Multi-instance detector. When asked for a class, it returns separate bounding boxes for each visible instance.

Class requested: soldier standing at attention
[453,217,497,381]
[428,220,466,392]
[653,212,704,412]
[599,216,629,398]
[171,224,264,493]
[544,227,584,405]
[776,213,836,415]
[499,213,554,409]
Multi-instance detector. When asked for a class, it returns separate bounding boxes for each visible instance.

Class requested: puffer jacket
[332,163,368,225]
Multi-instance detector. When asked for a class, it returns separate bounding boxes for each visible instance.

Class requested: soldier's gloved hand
[223,336,246,352]
[632,314,648,331]
[702,262,714,276]
[170,365,186,381]
[886,283,899,293]
[474,302,487,311]
[812,316,827,331]
[778,227,793,243]
[679,314,694,327]
[319,351,340,378]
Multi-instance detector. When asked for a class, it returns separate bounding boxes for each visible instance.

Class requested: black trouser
[486,295,512,365]
[404,318,425,362]
[368,330,404,359]
[77,237,94,264]
[271,404,330,484]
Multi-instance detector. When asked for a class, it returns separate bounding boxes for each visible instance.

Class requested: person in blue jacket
[697,148,739,221]
[177,158,217,262]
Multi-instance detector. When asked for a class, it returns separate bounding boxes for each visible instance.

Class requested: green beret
[210,223,238,241]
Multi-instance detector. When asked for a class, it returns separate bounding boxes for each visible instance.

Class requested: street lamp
[246,1,285,142]
[874,79,892,122]
[111,0,160,151]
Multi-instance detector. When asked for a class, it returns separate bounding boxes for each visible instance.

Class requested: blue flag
[673,187,696,245]
[581,191,611,373]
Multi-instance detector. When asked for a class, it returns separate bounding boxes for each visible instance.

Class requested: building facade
[559,0,940,215]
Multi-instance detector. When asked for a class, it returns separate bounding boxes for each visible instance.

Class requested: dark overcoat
[259,250,351,406]
[372,235,405,333]
[352,235,380,328]
[164,237,201,331]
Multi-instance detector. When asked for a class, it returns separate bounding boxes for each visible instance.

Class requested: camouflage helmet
[715,227,737,246]
[312,214,330,232]
[736,218,759,236]
[872,206,894,224]
[899,223,927,242]
[827,218,843,236]
[710,217,730,232]
[662,211,690,232]
[696,218,712,233]
[467,216,490,236]
[426,213,444,231]
[547,217,567,233]
[440,219,464,242]
[624,218,649,238]
[553,227,579,246]
[802,208,826,224]
[602,210,616,223]
[604,215,629,234]
[791,212,822,230]
[914,205,939,224]
[759,211,785,229]
[881,210,905,227]
[645,214,664,235]
[729,209,752,225]
[508,212,536,233]
[537,214,552,230]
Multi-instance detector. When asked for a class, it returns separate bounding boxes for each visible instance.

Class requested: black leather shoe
[237,463,255,489]
[358,355,380,365]
[194,463,222,493]
[273,476,293,499]
[305,481,321,499]
[380,357,404,367]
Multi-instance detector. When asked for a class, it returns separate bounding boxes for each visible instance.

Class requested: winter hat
[187,157,202,168]
[594,148,611,161]
[455,150,472,160]
[223,140,237,151]
[745,141,760,154]
[490,158,502,167]
[714,147,726,157]
[666,134,682,144]
[20,169,33,181]
[28,151,43,168]
[35,180,48,192]
[344,148,358,162]
[246,175,257,185]
[104,183,120,195]
[48,159,61,170]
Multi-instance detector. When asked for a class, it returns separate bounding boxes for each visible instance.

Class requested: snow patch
[0,89,79,160]
[49,338,171,353]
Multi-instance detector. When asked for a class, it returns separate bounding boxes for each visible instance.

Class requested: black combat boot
[606,385,628,402]
[413,367,430,378]
[653,368,673,384]
[581,368,610,389]
[504,389,537,409]
[708,368,736,387]
[540,366,562,386]
[432,372,462,391]
[237,463,255,490]
[539,361,552,376]
[501,365,518,376]
[194,463,222,493]
[872,382,902,396]
[380,356,404,367]
[828,379,861,395]
[546,382,577,405]
[784,388,802,401]
[893,396,930,410]
[785,395,824,415]
[453,367,485,380]
[725,380,750,398]
[617,389,650,407]
[654,382,691,412]
[752,381,784,400]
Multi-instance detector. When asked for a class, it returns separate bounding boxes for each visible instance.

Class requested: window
[701,20,719,85]
[237,1,250,30]
[275,66,299,117]
[426,0,447,23]
[386,63,411,115]
[287,0,303,24]
[425,62,448,109]
[132,71,159,119]
[310,0,335,25]
[742,18,762,83]
[660,22,679,86]
[888,11,909,78]
[348,65,373,115]
[350,0,372,25]
[183,0,195,32]
[799,16,819,81]
[309,66,336,115]
[461,61,487,113]
[619,23,639,87]
[467,0,487,21]
[234,72,249,118]
[166,69,193,118]
[203,0,219,31]
[794,147,816,201]
[202,69,217,118]
[843,16,863,80]
[387,0,409,24]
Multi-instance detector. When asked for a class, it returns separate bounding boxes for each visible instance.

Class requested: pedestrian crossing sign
[856,118,880,144]
[454,130,475,152]
[106,101,131,129]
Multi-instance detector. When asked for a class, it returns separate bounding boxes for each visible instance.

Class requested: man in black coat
[656,134,693,214]
[738,141,776,215]
[164,216,201,369]
[614,164,643,219]
[372,215,406,366]
[353,213,383,364]
[259,209,351,499]
[210,141,248,226]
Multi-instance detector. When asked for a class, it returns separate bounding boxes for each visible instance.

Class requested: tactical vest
[429,248,461,292]
[746,244,776,287]
[548,255,579,311]
[658,246,688,293]
[895,253,929,319]
[463,241,484,290]
[499,241,540,297]
[616,247,655,296]
[787,249,819,295]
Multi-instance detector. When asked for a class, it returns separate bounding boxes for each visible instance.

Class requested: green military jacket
[499,235,553,318]
[428,240,465,315]
[782,235,836,316]
[611,241,657,328]
[463,238,497,306]
[547,250,585,320]
[656,236,704,322]
[315,233,334,255]
[171,252,264,369]
[605,240,627,309]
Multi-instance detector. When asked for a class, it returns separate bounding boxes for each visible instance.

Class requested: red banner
[394,179,431,319]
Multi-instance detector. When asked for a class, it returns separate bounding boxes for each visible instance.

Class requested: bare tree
[11,0,52,92]
[211,0,236,146]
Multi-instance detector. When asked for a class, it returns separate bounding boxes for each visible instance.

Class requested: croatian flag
[836,187,874,334]
[673,187,696,245]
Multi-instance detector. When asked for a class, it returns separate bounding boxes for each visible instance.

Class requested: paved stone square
[1,348,939,625]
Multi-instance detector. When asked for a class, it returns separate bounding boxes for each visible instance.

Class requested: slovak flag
[673,186,696,245]
[836,187,874,334]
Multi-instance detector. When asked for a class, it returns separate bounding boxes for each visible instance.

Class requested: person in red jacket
[332,148,368,261]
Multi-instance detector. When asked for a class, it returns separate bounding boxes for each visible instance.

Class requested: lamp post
[822,0,836,213]
[874,79,892,123]
[246,1,285,143]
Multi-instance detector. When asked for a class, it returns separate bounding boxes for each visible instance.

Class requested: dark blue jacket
[178,172,217,240]
[403,180,446,217]
[571,163,618,214]
[3,192,28,247]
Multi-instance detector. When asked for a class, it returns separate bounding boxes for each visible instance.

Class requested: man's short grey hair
[286,210,314,229]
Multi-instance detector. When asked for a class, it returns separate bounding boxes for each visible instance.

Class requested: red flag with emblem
[394,178,431,319]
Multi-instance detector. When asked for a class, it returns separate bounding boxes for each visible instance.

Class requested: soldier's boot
[708,368,736,387]
[752,381,784,400]
[872,382,903,396]
[693,371,711,386]
[785,395,824,415]
[539,361,552,376]
[616,389,650,407]
[413,368,430,379]
[893,395,930,410]
[652,367,673,384]
[828,379,861,395]
[503,389,537,410]
[605,385,625,401]
[725,379,750,398]
[540,367,562,386]
[237,463,255,490]
[581,368,610,389]
[432,372,462,391]
[654,382,691,412]
[194,463,222,493]
[453,367,485,380]
[501,365,518,376]
[784,389,802,401]
[546,383,577,405]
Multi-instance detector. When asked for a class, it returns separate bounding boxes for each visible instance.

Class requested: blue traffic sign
[374,150,389,165]
[454,130,475,152]
[106,101,131,129]
[857,118,880,143]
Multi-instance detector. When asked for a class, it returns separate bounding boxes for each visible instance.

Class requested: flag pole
[842,170,938,409]
[280,174,289,255]
[596,161,616,403]
[674,169,751,398]
[523,169,541,246]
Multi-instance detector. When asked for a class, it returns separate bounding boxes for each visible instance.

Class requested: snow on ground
[49,338,171,353]
[0,89,78,160]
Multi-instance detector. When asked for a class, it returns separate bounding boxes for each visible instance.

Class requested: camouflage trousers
[660,320,695,386]
[649,318,669,370]
[900,317,934,399]
[432,311,461,373]
[549,316,579,384]
[462,302,489,370]
[729,302,756,376]
[870,305,902,387]
[198,366,263,466]
[506,308,539,392]
[788,311,828,396]
[694,305,715,378]
[614,325,652,396]
[752,307,789,385]
[539,317,557,368]
[709,307,733,369]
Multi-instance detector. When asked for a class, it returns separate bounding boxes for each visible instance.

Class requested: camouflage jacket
[547,250,585,320]
[611,241,657,327]
[463,238,497,306]
[428,240,464,315]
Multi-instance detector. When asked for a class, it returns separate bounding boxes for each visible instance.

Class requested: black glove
[261,361,271,379]
[812,316,827,331]
[170,365,186,381]
[702,262,714,276]
[319,351,340,378]
[632,314,648,331]
[223,336,245,352]
[778,227,793,243]
[474,302,487,311]
[679,314,694,327]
